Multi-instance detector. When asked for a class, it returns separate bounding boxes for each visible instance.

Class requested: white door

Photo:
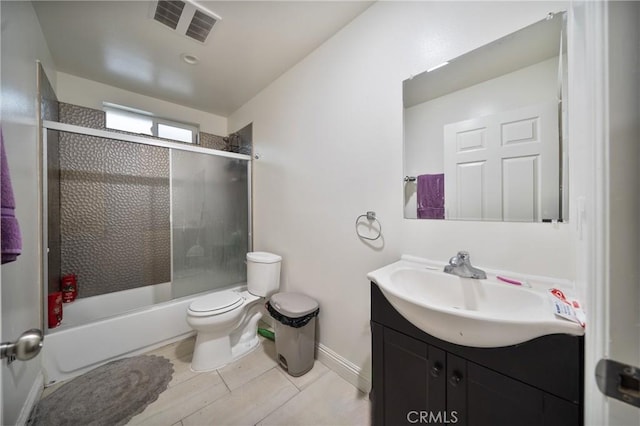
[588,1,640,424]
[444,101,559,221]
[574,1,640,424]
[604,2,640,423]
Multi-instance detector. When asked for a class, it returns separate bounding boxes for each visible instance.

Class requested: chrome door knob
[1,329,44,364]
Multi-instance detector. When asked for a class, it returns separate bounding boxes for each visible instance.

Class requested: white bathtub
[42,282,245,385]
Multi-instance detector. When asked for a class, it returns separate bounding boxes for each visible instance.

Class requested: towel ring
[355,211,382,241]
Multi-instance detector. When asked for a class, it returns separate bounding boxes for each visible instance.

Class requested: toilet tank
[246,252,282,297]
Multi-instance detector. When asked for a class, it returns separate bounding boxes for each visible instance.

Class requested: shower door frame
[40,120,253,333]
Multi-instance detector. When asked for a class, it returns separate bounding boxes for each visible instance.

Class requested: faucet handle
[449,251,469,266]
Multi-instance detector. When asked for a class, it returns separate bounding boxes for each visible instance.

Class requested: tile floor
[73,335,371,426]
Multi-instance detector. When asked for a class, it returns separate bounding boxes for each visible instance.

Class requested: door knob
[1,329,44,364]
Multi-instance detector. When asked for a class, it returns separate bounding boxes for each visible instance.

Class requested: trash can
[266,292,319,377]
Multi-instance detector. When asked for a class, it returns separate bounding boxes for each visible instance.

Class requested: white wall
[229,1,571,389]
[55,73,228,136]
[0,2,57,424]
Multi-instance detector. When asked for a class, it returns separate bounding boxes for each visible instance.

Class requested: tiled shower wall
[58,105,171,297]
[52,103,252,298]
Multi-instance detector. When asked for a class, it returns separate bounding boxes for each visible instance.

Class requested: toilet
[186,251,282,372]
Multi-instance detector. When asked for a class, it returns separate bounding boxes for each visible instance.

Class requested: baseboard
[16,370,44,425]
[316,343,371,394]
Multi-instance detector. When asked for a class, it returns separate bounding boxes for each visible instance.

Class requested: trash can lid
[269,292,319,318]
[247,251,282,264]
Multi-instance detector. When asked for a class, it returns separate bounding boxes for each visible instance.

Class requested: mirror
[403,11,567,222]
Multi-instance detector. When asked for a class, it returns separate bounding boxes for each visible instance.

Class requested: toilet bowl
[186,252,282,372]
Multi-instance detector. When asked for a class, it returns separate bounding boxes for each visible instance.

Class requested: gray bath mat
[28,354,174,426]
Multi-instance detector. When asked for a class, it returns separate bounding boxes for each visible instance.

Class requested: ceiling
[33,1,373,117]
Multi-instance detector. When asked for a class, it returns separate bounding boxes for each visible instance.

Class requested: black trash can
[266,292,319,377]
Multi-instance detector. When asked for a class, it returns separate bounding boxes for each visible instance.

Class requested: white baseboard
[16,370,44,425]
[316,343,371,394]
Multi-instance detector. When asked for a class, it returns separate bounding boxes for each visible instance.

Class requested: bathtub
[41,282,245,385]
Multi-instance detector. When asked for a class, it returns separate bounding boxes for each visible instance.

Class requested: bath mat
[28,354,173,426]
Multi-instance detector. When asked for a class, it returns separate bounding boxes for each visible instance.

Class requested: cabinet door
[466,362,580,426]
[383,328,429,425]
[379,328,449,425]
[543,393,581,426]
[467,361,541,426]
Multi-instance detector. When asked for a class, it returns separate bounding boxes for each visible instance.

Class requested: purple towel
[1,128,22,264]
[417,174,445,219]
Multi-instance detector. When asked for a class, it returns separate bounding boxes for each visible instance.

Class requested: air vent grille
[185,10,217,43]
[154,0,185,30]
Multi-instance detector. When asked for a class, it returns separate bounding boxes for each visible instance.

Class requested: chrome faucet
[444,251,487,279]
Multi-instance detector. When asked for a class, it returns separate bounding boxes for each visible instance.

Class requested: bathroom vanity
[371,283,584,426]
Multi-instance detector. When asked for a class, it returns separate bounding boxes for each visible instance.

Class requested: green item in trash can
[258,328,275,341]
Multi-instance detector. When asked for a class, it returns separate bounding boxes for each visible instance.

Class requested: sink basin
[367,257,584,347]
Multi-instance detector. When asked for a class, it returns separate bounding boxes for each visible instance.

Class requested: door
[594,1,640,425]
[444,101,559,221]
[575,1,640,424]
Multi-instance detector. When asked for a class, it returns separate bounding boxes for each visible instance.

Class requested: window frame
[103,103,200,144]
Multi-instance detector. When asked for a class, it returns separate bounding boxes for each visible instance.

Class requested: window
[155,119,197,144]
[103,103,199,144]
[105,107,153,136]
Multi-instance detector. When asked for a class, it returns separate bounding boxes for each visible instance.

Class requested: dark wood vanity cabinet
[371,283,584,426]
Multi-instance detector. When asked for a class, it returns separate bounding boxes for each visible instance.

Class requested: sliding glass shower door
[45,121,251,329]
[171,150,249,299]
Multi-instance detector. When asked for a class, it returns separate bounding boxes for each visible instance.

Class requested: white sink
[367,257,585,347]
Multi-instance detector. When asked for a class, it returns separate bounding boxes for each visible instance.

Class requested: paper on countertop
[549,288,586,328]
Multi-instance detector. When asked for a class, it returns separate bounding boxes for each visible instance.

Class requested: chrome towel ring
[355,211,382,241]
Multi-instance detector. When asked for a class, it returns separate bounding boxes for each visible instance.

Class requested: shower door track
[42,121,252,160]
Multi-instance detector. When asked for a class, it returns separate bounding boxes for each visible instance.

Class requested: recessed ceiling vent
[186,10,216,43]
[153,1,185,30]
[151,0,219,44]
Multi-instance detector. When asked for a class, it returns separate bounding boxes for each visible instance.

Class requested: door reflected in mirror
[403,11,567,222]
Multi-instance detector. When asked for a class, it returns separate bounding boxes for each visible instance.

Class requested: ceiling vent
[151,0,219,44]
[153,1,185,30]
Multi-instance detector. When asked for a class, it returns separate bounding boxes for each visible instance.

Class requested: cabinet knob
[430,362,443,378]
[449,372,463,387]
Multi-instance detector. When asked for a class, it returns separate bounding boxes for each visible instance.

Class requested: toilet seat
[188,291,244,317]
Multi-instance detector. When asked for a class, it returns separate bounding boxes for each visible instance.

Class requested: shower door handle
[0,329,44,364]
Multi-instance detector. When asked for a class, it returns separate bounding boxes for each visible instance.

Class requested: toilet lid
[189,291,243,314]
